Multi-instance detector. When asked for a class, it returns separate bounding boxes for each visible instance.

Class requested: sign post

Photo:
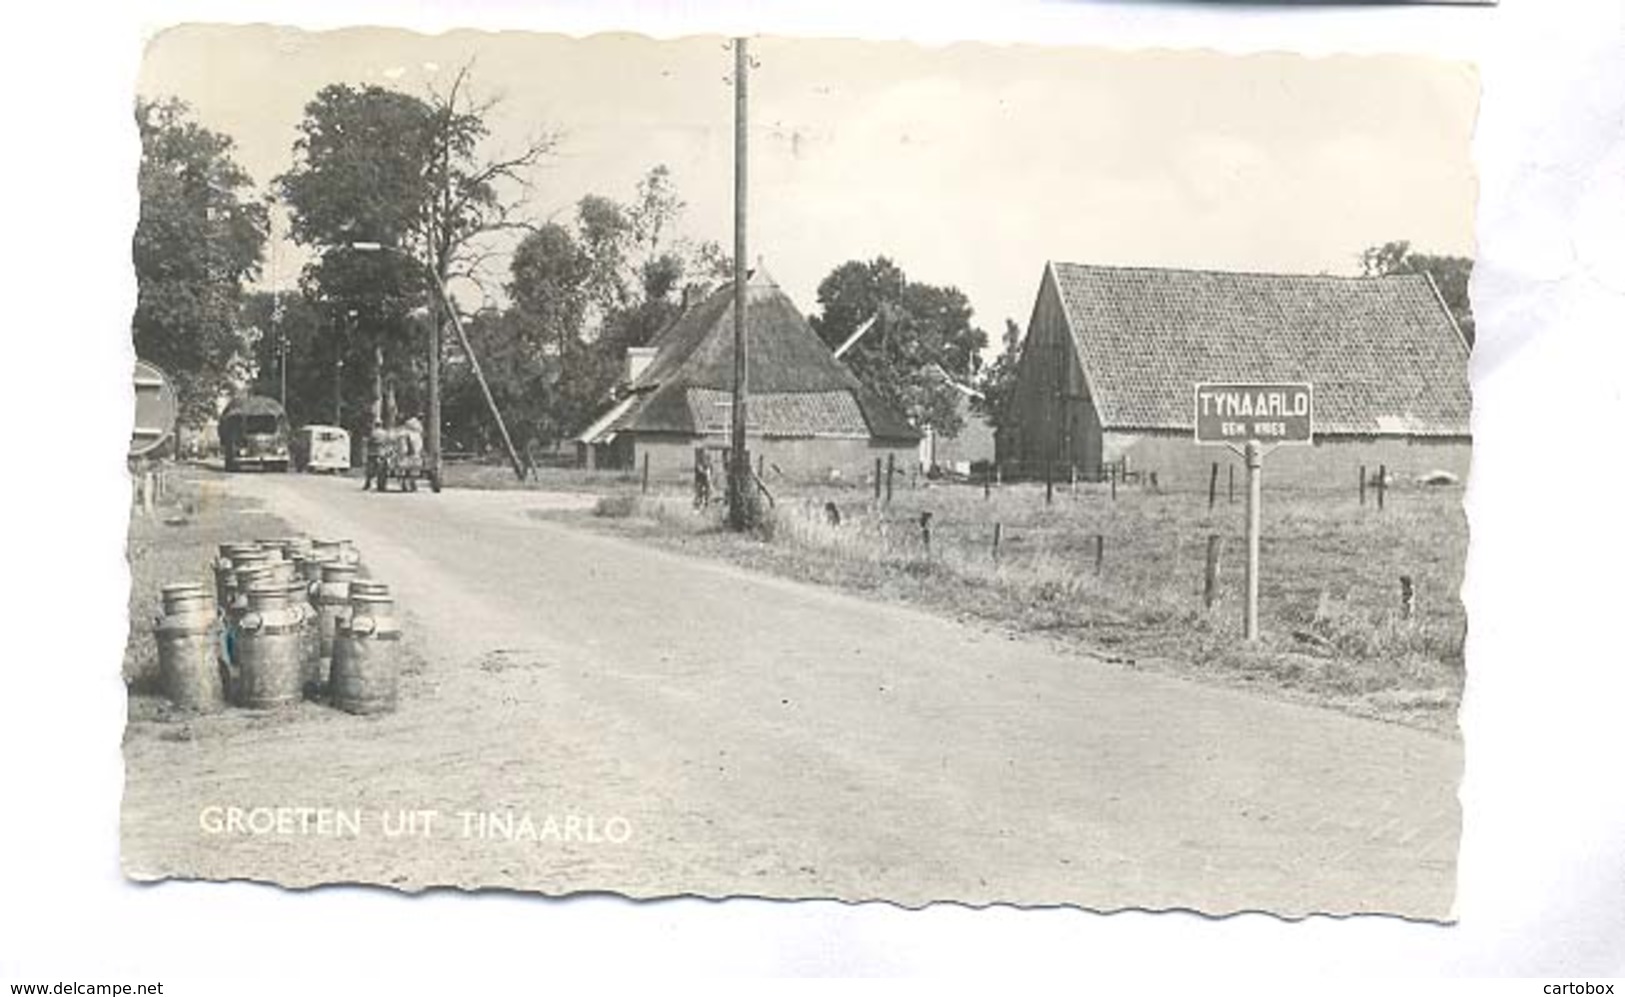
[131,359,178,459]
[1194,382,1313,641]
[132,359,179,517]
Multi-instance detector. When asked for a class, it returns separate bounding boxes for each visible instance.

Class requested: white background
[2,0,1623,985]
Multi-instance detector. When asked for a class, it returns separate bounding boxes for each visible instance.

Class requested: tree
[973,317,1024,435]
[133,98,268,423]
[504,164,729,438]
[810,257,988,438]
[276,68,557,433]
[1360,240,1475,346]
[241,289,331,428]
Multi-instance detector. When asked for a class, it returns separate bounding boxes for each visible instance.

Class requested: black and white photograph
[118,25,1478,921]
[21,0,1625,983]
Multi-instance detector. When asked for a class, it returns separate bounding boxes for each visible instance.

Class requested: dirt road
[122,472,1460,917]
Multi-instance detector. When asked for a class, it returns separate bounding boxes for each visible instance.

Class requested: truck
[218,395,291,472]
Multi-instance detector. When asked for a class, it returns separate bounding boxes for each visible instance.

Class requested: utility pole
[727,36,752,531]
[426,288,442,490]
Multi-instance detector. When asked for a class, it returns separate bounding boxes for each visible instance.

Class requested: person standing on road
[400,417,424,492]
[363,421,388,492]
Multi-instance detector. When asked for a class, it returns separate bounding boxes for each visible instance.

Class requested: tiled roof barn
[1004,262,1472,488]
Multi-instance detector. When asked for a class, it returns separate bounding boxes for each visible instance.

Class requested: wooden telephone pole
[727,36,753,530]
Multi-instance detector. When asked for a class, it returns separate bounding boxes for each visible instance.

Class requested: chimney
[625,346,657,386]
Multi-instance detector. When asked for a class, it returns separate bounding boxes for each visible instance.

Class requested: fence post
[919,511,932,555]
[1070,464,1077,496]
[1208,461,1219,511]
[1110,463,1117,502]
[1045,460,1054,505]
[873,457,882,502]
[1204,534,1224,610]
[1377,464,1387,511]
[641,452,650,494]
[983,465,991,500]
[992,522,1002,562]
[1228,463,1235,504]
[1359,465,1367,507]
[886,454,896,504]
[996,463,1003,487]
[1093,533,1104,575]
[1400,574,1415,620]
[1149,470,1159,492]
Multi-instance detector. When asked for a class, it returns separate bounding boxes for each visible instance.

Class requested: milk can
[154,583,224,712]
[330,582,400,715]
[228,562,282,618]
[231,581,306,709]
[300,555,332,599]
[223,547,275,608]
[315,561,360,659]
[287,576,323,693]
[214,542,260,608]
[312,538,360,567]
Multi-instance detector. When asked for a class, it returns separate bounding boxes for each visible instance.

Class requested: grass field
[562,473,1467,734]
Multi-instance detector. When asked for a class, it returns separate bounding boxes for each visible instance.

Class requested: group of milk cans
[151,536,401,716]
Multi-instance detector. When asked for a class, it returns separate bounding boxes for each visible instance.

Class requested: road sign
[1192,382,1313,643]
[132,359,177,458]
[1194,382,1313,446]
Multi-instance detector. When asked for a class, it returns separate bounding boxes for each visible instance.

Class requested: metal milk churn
[253,539,289,558]
[331,582,400,715]
[214,542,260,609]
[231,580,306,709]
[229,562,281,618]
[312,538,360,567]
[154,582,224,712]
[217,543,266,609]
[287,575,323,693]
[315,561,360,659]
[299,552,331,589]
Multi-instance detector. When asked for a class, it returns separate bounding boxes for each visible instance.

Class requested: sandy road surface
[122,471,1460,917]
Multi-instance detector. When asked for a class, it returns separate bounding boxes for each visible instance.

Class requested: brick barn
[1002,262,1472,490]
[576,269,920,481]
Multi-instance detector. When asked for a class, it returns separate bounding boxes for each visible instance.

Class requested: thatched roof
[1047,262,1472,437]
[581,269,919,443]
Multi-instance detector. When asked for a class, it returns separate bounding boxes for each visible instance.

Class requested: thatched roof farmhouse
[577,268,919,481]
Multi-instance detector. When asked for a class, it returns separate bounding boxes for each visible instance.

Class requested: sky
[138,25,1478,344]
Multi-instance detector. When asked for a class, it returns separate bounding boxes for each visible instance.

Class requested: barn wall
[1005,266,1099,474]
[630,434,918,485]
[1100,431,1472,492]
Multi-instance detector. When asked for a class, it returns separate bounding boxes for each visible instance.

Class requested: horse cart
[368,423,442,493]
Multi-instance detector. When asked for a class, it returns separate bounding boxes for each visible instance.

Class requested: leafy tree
[276,68,556,434]
[810,257,988,438]
[1360,240,1475,346]
[241,289,333,429]
[505,164,729,438]
[973,317,1024,435]
[133,98,268,423]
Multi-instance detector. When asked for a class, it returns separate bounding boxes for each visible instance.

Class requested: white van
[293,425,351,473]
